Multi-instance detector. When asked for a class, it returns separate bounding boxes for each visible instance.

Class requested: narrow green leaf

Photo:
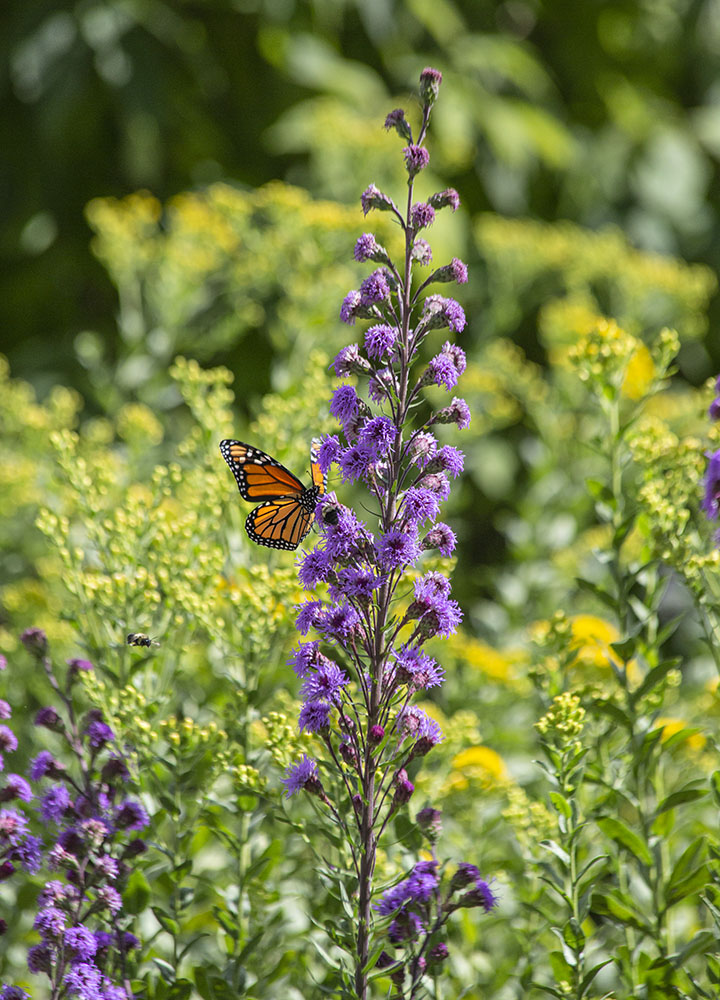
[668,929,718,966]
[562,918,585,952]
[632,658,682,703]
[540,839,571,867]
[597,816,652,865]
[711,771,720,808]
[549,791,572,818]
[578,959,613,998]
[654,786,707,818]
[549,948,574,980]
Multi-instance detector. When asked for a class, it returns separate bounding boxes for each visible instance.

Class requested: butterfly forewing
[219,440,305,501]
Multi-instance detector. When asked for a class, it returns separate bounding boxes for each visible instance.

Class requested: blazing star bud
[432,258,468,284]
[361,183,396,216]
[67,658,94,675]
[354,233,390,264]
[419,66,442,106]
[411,202,435,231]
[430,397,471,429]
[0,861,14,881]
[429,187,461,212]
[416,806,443,841]
[429,942,449,963]
[20,627,48,657]
[368,724,385,745]
[392,768,415,806]
[411,238,433,266]
[710,397,720,421]
[384,108,412,142]
[403,144,430,178]
[34,706,62,731]
[376,950,396,970]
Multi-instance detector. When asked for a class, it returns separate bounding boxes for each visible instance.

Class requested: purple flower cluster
[0,633,147,999]
[281,67,494,997]
[703,374,720,530]
[372,839,498,989]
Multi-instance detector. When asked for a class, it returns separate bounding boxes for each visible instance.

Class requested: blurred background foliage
[5,0,720,400]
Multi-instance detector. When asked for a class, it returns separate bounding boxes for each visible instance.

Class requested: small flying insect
[126,633,160,648]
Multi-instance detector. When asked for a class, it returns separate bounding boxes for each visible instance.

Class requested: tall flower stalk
[283,68,495,998]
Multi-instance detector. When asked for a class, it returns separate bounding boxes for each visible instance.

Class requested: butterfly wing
[310,438,327,495]
[245,498,313,550]
[219,440,305,501]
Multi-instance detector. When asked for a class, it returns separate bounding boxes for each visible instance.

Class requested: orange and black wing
[219,440,305,501]
[310,438,327,496]
[245,498,313,550]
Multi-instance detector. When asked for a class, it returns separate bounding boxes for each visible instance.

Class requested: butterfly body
[219,439,325,550]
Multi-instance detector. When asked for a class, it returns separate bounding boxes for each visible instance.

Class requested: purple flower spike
[298,700,332,734]
[703,449,720,520]
[365,324,396,359]
[330,385,360,423]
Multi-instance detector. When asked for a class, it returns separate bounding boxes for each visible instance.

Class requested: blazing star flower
[40,784,72,824]
[295,599,324,634]
[86,720,115,749]
[298,547,333,589]
[316,602,361,642]
[365,324,396,359]
[419,66,442,105]
[63,963,102,999]
[0,775,32,804]
[339,444,375,483]
[330,385,360,423]
[288,641,322,678]
[403,145,430,177]
[411,202,435,231]
[298,701,332,734]
[300,661,349,704]
[702,449,720,521]
[29,751,60,781]
[393,646,445,689]
[396,706,444,745]
[282,755,320,797]
[0,703,8,722]
[368,368,394,403]
[421,522,457,557]
[340,290,362,324]
[34,907,67,939]
[114,800,149,831]
[361,183,395,216]
[422,295,466,333]
[401,487,441,525]
[433,258,468,284]
[64,925,97,962]
[359,269,391,307]
[0,728,17,754]
[0,987,30,999]
[67,658,94,674]
[330,567,379,603]
[358,416,396,457]
[333,344,370,377]
[375,530,419,570]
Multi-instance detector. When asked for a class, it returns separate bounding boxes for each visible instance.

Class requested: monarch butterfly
[219,439,326,550]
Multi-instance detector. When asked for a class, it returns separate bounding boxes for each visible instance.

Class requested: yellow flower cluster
[535,691,586,745]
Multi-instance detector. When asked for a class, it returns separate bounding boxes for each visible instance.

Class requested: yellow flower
[451,746,507,787]
[653,717,706,753]
[569,615,620,668]
[621,343,655,400]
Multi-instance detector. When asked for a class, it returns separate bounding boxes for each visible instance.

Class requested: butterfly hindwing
[245,498,313,550]
[219,440,305,501]
[220,438,322,550]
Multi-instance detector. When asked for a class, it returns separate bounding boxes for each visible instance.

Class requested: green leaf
[549,791,572,818]
[549,948,574,980]
[592,890,647,931]
[654,786,708,818]
[597,816,652,865]
[540,839,570,867]
[562,918,585,952]
[578,959,613,998]
[668,929,718,966]
[711,771,720,808]
[151,907,181,936]
[124,870,151,915]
